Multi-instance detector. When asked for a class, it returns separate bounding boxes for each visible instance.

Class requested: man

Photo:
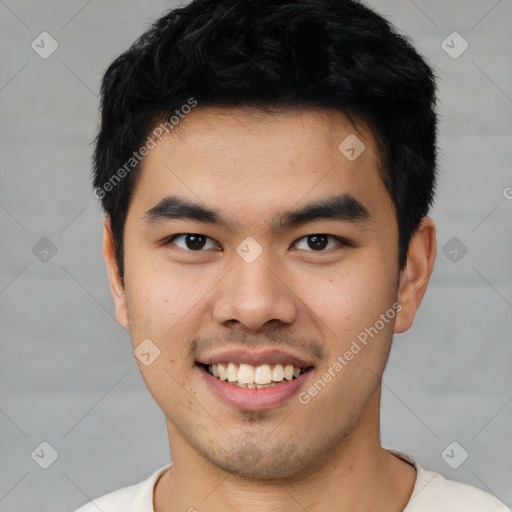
[75,0,509,510]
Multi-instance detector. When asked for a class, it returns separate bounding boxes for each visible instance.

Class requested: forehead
[129,107,394,230]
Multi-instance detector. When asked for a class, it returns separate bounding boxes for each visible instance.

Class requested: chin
[194,435,327,481]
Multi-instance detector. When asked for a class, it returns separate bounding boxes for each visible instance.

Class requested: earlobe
[103,218,129,329]
[394,217,437,334]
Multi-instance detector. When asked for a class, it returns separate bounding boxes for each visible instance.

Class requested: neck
[154,388,416,512]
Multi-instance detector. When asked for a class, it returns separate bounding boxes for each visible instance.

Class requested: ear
[103,218,129,330]
[394,217,437,334]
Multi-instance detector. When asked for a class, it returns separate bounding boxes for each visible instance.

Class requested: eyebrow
[144,193,371,232]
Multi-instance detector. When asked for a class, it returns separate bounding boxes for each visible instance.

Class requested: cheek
[295,261,398,392]
[123,254,222,367]
[123,258,205,402]
[125,249,207,318]
[296,262,396,332]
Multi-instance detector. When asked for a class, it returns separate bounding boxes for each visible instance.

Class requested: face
[105,107,432,480]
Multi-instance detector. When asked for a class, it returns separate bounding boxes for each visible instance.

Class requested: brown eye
[167,234,218,251]
[306,235,328,250]
[294,234,344,252]
[185,234,206,250]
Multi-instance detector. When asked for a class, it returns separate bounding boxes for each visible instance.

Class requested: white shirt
[73,450,509,511]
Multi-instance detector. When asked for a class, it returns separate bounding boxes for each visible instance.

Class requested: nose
[211,249,299,331]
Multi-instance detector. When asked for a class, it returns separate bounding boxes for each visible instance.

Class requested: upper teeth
[209,362,304,387]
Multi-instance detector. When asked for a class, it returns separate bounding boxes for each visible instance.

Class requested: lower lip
[198,365,312,411]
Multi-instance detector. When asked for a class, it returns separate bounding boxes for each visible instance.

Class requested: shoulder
[408,469,509,511]
[387,449,509,512]
[72,464,172,512]
[72,485,141,512]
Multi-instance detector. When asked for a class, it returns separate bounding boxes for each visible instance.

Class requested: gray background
[0,1,511,510]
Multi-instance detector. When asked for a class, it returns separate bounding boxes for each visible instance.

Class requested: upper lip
[196,349,315,369]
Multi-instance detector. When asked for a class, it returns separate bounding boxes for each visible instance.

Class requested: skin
[103,107,436,511]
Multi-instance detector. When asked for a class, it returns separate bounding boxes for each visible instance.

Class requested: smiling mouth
[199,362,313,389]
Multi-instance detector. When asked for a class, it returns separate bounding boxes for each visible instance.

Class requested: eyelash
[164,233,349,253]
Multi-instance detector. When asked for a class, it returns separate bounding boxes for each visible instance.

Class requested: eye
[166,233,219,251]
[293,234,346,252]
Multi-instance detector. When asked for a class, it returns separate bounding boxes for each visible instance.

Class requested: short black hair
[93,0,438,279]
